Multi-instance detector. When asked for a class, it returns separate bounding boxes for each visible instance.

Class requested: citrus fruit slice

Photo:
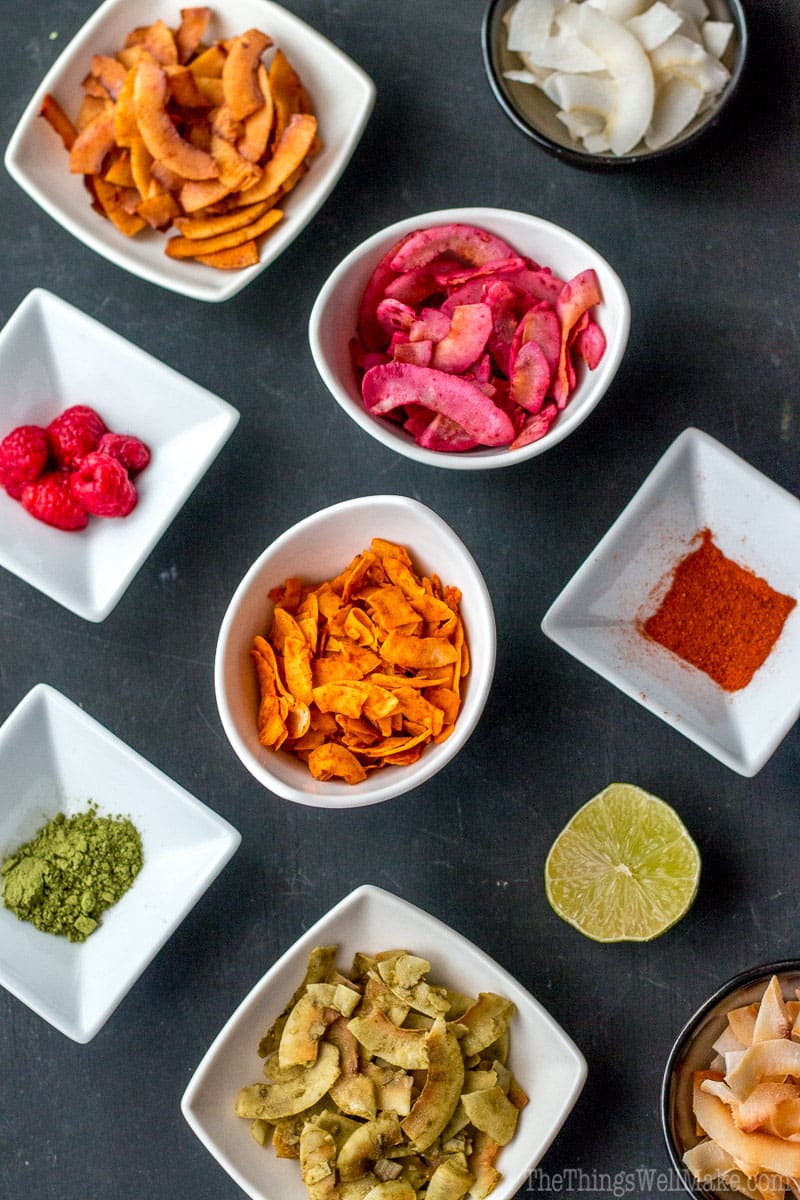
[544,782,700,943]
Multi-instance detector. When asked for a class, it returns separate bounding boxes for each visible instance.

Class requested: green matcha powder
[1,805,143,942]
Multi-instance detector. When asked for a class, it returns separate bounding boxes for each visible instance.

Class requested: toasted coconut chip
[693,1078,800,1177]
[258,946,338,1059]
[175,6,211,64]
[279,992,340,1069]
[401,1018,465,1151]
[753,977,793,1044]
[727,1040,800,1101]
[93,177,147,235]
[467,1129,502,1200]
[460,1086,520,1146]
[69,108,117,174]
[734,1084,800,1134]
[299,1122,338,1200]
[134,57,217,179]
[728,1007,759,1047]
[222,28,272,119]
[194,239,260,268]
[683,1136,738,1180]
[457,994,516,1058]
[349,1010,429,1071]
[237,1041,341,1121]
[337,1112,403,1182]
[701,1077,739,1109]
[377,954,451,1018]
[164,205,283,258]
[239,63,273,162]
[714,1025,748,1056]
[308,742,368,785]
[363,1182,416,1200]
[767,1099,800,1140]
[141,18,179,65]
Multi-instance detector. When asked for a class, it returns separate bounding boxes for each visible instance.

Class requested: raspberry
[0,424,51,499]
[21,471,89,531]
[48,405,107,469]
[97,432,151,476]
[70,451,137,518]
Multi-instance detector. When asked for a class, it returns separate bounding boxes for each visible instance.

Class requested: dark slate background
[0,2,797,1198]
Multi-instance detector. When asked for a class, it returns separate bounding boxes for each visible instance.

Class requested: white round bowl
[215,495,496,808]
[308,206,630,470]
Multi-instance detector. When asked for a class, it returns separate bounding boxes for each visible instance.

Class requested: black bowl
[482,0,749,169]
[660,960,800,1199]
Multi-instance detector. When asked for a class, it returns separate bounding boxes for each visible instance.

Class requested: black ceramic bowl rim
[481,0,749,170]
[660,959,800,1199]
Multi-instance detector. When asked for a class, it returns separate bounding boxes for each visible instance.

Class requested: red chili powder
[641,529,796,693]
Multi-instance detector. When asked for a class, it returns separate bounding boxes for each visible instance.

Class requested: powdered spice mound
[641,529,797,693]
[1,804,143,941]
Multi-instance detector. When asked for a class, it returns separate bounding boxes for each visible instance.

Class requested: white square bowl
[4,0,375,302]
[0,288,238,621]
[181,883,587,1200]
[214,495,497,809]
[0,684,241,1043]
[541,428,800,776]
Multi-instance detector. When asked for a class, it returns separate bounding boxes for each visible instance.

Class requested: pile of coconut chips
[502,0,734,155]
[685,975,800,1198]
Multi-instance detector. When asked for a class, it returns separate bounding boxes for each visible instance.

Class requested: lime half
[544,783,701,943]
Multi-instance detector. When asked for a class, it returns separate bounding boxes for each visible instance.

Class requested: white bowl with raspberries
[0,289,239,621]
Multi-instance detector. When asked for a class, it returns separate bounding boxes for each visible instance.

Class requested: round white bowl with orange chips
[4,0,375,302]
[661,960,800,1200]
[308,206,630,469]
[215,495,496,808]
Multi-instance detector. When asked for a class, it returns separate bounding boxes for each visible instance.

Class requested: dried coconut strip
[252,635,289,749]
[308,742,367,785]
[693,1081,800,1178]
[752,977,792,1043]
[164,206,283,258]
[175,6,211,64]
[727,1040,800,1101]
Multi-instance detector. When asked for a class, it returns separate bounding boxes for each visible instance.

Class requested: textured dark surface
[0,2,798,1198]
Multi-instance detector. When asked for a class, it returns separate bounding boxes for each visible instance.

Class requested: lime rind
[544,783,701,943]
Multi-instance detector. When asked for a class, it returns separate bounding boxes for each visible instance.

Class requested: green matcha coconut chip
[544,783,701,943]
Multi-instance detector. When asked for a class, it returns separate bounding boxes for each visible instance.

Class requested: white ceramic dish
[0,288,238,621]
[4,0,375,302]
[541,428,800,776]
[308,206,630,469]
[0,684,240,1043]
[215,495,496,808]
[182,883,587,1200]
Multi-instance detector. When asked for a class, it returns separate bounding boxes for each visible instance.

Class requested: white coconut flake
[574,2,655,153]
[557,108,607,137]
[503,68,544,84]
[645,75,703,147]
[667,0,709,21]
[548,71,618,114]
[702,19,733,59]
[519,52,560,82]
[672,12,705,44]
[651,33,730,94]
[505,0,560,53]
[583,130,613,153]
[626,2,682,52]
[522,30,606,71]
[586,0,649,19]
